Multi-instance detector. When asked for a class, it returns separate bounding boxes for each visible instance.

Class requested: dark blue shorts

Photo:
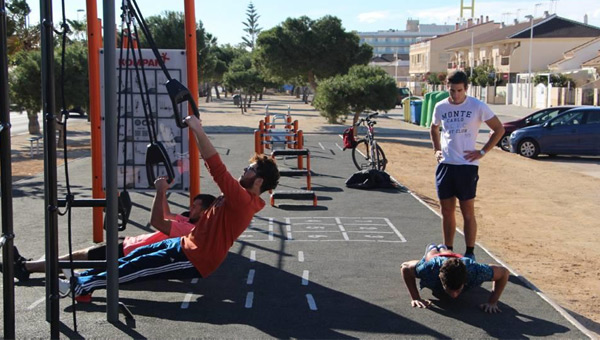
[435,163,479,201]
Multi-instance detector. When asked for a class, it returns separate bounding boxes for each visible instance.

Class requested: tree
[6,0,40,59]
[312,76,349,123]
[223,53,265,113]
[469,64,498,87]
[213,44,247,97]
[67,19,87,41]
[254,15,372,91]
[139,11,216,98]
[534,73,576,88]
[9,42,89,134]
[9,50,41,134]
[313,65,397,123]
[241,2,261,51]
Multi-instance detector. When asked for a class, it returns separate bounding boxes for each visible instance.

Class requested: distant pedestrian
[429,70,505,259]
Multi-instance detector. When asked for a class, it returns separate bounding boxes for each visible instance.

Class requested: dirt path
[10,95,600,337]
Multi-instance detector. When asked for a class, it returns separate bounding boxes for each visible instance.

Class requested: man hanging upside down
[59,115,279,300]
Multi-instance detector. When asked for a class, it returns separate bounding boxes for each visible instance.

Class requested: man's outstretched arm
[480,264,509,313]
[184,115,217,160]
[401,260,431,308]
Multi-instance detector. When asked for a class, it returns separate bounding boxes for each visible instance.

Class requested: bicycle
[351,112,387,171]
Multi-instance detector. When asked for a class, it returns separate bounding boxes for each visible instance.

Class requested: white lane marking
[335,143,343,151]
[302,270,310,286]
[269,218,274,241]
[191,278,199,284]
[181,293,194,309]
[335,217,350,241]
[306,294,318,311]
[285,217,292,240]
[298,251,304,262]
[250,250,256,262]
[245,292,254,308]
[318,142,325,150]
[247,269,255,285]
[28,297,45,310]
[384,218,406,242]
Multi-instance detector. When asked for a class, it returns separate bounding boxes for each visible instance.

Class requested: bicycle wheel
[372,141,387,171]
[352,139,371,170]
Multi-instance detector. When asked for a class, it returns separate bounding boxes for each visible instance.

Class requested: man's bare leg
[24,248,90,273]
[440,197,457,248]
[459,198,477,248]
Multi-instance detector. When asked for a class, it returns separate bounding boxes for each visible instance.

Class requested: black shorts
[86,239,125,260]
[435,163,479,201]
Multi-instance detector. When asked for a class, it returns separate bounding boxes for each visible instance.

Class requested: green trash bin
[420,92,433,127]
[426,91,449,127]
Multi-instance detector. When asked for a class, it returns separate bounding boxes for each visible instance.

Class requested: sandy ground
[9,94,600,337]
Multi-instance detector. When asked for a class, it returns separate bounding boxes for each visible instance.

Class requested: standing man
[429,70,504,260]
[60,115,279,299]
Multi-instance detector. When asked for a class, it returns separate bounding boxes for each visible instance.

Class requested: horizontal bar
[57,198,107,208]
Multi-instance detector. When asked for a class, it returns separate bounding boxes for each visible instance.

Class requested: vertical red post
[306,151,311,190]
[297,130,304,169]
[185,0,200,203]
[87,0,104,243]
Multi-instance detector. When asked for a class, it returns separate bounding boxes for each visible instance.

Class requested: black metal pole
[103,0,120,322]
[0,0,16,337]
[40,0,60,337]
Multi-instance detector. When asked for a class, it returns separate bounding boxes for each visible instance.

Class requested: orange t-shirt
[122,215,193,256]
[181,154,265,277]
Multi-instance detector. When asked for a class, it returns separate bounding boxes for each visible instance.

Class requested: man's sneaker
[463,252,476,261]
[75,294,93,303]
[13,247,31,281]
[58,278,71,298]
[424,243,437,258]
[62,268,81,280]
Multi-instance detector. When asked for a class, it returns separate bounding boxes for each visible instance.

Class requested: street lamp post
[470,30,474,78]
[525,15,533,108]
[394,48,398,85]
[77,9,85,22]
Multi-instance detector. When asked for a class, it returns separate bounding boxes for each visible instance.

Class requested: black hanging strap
[121,4,174,185]
[125,0,199,128]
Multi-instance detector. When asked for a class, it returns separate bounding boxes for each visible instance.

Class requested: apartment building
[409,17,499,81]
[357,20,454,58]
[445,13,600,84]
[357,20,453,83]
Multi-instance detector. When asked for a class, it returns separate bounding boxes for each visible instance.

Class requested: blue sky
[29,0,600,46]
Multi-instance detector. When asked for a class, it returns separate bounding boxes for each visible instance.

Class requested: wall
[509,39,590,73]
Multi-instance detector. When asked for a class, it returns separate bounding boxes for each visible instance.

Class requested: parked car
[396,87,411,107]
[496,106,578,151]
[509,107,600,158]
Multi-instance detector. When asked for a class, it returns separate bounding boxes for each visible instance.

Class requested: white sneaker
[58,278,71,298]
[62,268,80,280]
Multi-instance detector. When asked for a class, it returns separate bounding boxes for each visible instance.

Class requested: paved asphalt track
[1,128,588,338]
